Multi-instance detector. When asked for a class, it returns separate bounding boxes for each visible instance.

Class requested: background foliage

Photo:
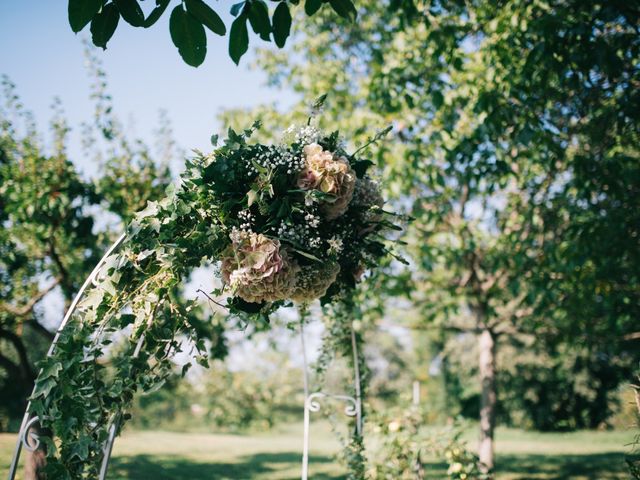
[1,0,639,478]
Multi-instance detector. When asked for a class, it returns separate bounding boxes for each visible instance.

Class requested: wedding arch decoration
[8,107,400,479]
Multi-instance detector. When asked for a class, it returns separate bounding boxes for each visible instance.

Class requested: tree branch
[25,318,55,342]
[48,237,72,293]
[0,277,60,317]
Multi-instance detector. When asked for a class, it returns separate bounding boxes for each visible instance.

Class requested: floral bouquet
[27,108,400,477]
[201,119,399,318]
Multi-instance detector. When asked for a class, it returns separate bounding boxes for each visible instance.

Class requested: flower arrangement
[204,118,398,316]
[26,107,400,478]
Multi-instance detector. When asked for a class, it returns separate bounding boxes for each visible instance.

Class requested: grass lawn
[0,423,634,479]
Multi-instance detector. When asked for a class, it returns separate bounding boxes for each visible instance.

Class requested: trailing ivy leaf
[68,0,103,33]
[185,0,226,36]
[32,377,57,399]
[305,0,323,16]
[90,3,120,49]
[248,0,271,41]
[39,361,63,380]
[114,0,145,27]
[143,0,171,28]
[229,14,249,65]
[328,0,356,21]
[272,2,291,48]
[69,436,91,461]
[170,5,207,67]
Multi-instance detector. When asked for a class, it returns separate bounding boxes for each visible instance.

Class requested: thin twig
[196,288,229,311]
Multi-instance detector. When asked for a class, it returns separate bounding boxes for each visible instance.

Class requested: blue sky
[0,2,296,173]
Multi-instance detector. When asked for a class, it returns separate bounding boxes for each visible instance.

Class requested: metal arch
[8,233,127,480]
[9,234,365,480]
[300,322,363,480]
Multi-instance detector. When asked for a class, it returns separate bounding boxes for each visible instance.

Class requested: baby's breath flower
[290,261,340,302]
[327,235,344,255]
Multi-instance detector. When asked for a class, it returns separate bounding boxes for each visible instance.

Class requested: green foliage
[186,0,226,36]
[129,359,303,431]
[0,45,181,434]
[67,0,357,66]
[170,5,207,67]
[90,3,120,49]
[367,405,484,479]
[221,0,640,439]
[68,0,103,33]
[229,13,250,65]
[26,112,397,476]
[272,2,292,48]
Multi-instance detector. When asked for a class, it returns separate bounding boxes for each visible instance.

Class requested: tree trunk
[478,327,496,473]
[24,449,47,480]
[24,425,47,480]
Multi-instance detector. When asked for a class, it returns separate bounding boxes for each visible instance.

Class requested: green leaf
[90,3,120,49]
[230,1,246,17]
[143,0,170,28]
[352,159,374,178]
[229,14,249,65]
[185,0,226,36]
[69,436,91,461]
[432,90,444,108]
[248,0,271,41]
[170,6,207,67]
[68,0,103,33]
[32,377,57,399]
[229,296,265,313]
[305,0,323,16]
[39,361,63,380]
[114,0,145,27]
[272,2,291,48]
[328,0,356,21]
[291,248,322,262]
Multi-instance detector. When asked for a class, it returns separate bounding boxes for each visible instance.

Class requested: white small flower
[327,236,343,255]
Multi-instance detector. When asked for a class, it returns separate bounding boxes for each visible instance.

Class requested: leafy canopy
[68,0,358,66]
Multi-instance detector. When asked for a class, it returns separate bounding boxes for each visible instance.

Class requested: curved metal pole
[97,332,146,480]
[301,320,363,480]
[300,319,309,400]
[302,392,358,480]
[351,326,363,436]
[8,233,126,480]
[98,418,119,480]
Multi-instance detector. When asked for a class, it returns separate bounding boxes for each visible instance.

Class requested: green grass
[0,423,635,479]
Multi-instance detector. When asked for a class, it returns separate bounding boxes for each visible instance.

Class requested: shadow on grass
[421,452,625,480]
[498,452,626,479]
[109,451,625,479]
[109,452,346,480]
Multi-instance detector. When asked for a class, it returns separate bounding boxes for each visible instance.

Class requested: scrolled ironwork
[8,233,127,480]
[20,416,43,453]
[300,322,363,480]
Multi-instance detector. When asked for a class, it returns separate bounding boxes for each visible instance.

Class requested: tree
[218,0,640,472]
[0,51,175,426]
[68,0,357,66]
